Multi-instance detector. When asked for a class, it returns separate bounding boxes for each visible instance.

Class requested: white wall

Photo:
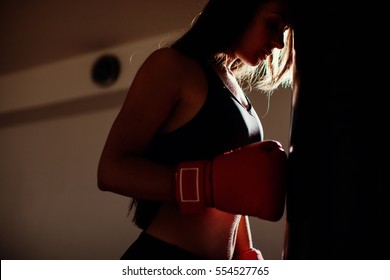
[249,87,292,260]
[0,35,292,260]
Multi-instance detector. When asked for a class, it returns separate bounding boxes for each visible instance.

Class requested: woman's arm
[234,216,253,256]
[97,48,205,201]
[234,216,263,259]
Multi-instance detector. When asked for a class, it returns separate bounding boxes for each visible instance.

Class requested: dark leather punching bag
[283,1,390,259]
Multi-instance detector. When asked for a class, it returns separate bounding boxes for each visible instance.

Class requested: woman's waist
[146,202,241,259]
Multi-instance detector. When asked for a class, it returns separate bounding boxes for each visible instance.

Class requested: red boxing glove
[175,140,287,221]
[235,248,264,260]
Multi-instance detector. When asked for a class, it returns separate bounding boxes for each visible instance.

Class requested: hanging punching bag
[283,1,390,259]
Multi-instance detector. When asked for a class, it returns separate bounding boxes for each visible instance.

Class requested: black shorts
[120,231,204,260]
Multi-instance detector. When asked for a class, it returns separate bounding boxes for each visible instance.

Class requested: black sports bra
[144,60,263,164]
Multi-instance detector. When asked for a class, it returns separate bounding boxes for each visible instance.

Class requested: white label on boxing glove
[178,167,200,202]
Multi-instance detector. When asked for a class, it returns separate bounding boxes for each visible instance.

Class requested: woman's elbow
[97,163,111,192]
[97,175,108,192]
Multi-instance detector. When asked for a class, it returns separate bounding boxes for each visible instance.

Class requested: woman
[98,0,293,260]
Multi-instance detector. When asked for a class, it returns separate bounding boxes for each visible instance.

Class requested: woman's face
[234,1,289,66]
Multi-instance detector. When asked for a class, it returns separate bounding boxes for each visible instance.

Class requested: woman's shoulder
[145,47,201,72]
[148,47,183,59]
[140,47,205,84]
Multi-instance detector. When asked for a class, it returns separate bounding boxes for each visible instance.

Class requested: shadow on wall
[0,91,126,128]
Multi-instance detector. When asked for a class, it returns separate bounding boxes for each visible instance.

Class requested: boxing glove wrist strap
[175,160,213,213]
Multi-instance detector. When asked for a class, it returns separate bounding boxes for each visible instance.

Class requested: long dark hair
[170,0,293,92]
